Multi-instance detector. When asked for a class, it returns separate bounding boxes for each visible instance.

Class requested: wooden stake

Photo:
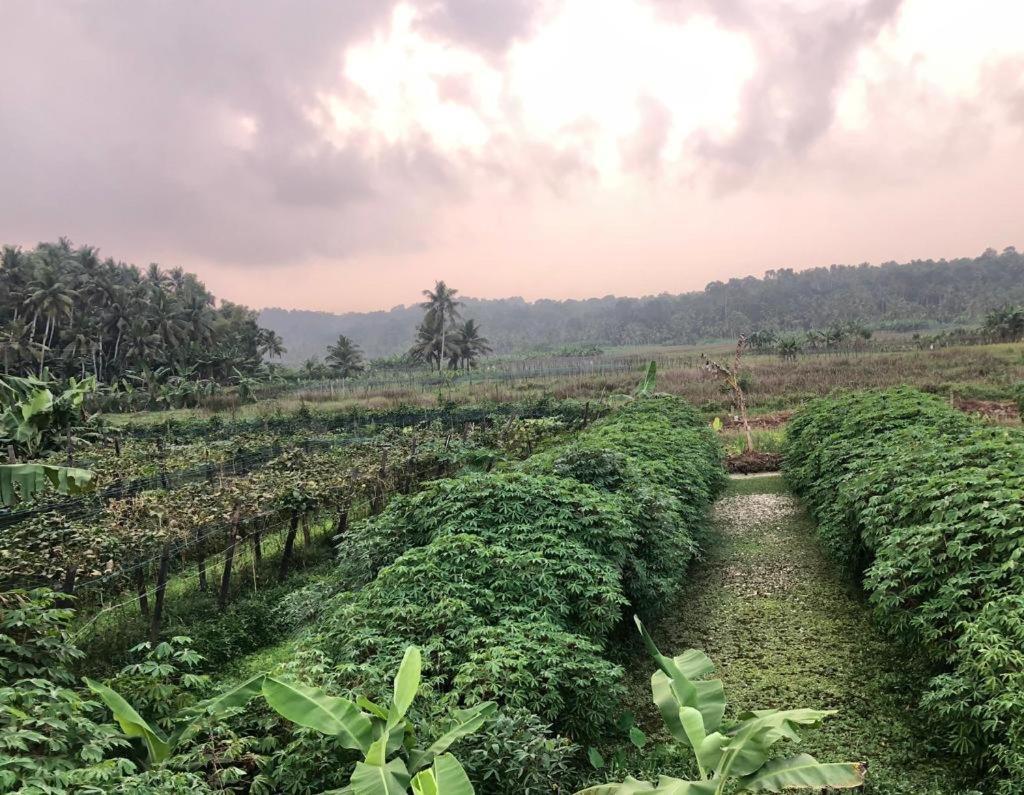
[196,526,208,592]
[57,566,77,608]
[135,568,150,620]
[279,510,299,581]
[149,542,172,644]
[218,507,240,609]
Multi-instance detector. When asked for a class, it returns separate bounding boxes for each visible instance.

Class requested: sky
[1,0,1022,313]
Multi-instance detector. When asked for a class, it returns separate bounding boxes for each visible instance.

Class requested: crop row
[783,387,1024,793]
[116,396,602,442]
[258,395,726,792]
[2,398,601,522]
[1,415,572,599]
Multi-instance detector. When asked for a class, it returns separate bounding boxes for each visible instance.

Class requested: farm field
[3,368,1023,792]
[107,340,1024,425]
[6,6,1024,792]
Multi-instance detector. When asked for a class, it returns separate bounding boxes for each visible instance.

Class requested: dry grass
[113,341,1024,424]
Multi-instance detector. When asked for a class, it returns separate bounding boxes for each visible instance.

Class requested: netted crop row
[296,395,726,761]
[118,396,603,442]
[2,398,601,527]
[2,414,572,594]
[783,387,1024,792]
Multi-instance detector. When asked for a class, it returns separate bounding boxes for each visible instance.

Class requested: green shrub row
[304,396,725,747]
[783,387,1024,792]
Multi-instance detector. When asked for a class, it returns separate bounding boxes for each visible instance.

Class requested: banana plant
[576,618,866,795]
[0,461,95,507]
[609,361,659,407]
[262,646,495,795]
[84,673,267,765]
[634,361,657,397]
[87,646,491,791]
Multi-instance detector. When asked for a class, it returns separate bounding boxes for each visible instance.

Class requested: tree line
[0,238,284,389]
[261,247,1024,359]
[302,280,492,377]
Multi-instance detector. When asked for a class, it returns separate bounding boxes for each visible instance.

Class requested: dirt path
[624,476,973,795]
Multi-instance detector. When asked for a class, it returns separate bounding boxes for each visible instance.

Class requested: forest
[0,239,284,386]
[262,247,1024,359]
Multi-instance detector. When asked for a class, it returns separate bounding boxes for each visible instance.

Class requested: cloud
[0,0,1021,296]
[667,0,906,187]
[0,1,502,267]
[414,0,539,52]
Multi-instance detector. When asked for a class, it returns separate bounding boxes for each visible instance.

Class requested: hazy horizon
[3,0,1023,314]
[255,243,1018,317]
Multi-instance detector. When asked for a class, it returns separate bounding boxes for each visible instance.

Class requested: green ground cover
[620,476,974,795]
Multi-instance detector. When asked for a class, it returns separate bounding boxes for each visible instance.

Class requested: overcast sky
[2,0,1022,312]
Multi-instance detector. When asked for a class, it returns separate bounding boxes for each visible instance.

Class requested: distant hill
[260,247,1024,362]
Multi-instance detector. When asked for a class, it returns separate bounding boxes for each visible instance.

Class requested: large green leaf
[350,757,411,795]
[0,463,95,507]
[388,646,421,729]
[20,388,53,420]
[735,753,866,792]
[411,769,439,795]
[430,754,474,795]
[43,465,95,494]
[202,674,267,715]
[420,702,496,765]
[575,776,716,794]
[84,677,171,764]
[262,677,372,752]
[717,710,835,781]
[640,617,725,760]
[174,674,266,745]
[634,361,657,396]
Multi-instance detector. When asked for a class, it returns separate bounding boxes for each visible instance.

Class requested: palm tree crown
[325,334,365,378]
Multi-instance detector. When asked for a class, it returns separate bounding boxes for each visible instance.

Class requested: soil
[953,398,1020,422]
[725,450,782,473]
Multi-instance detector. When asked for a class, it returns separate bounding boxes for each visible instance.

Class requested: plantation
[1,390,736,792]
[4,369,1024,793]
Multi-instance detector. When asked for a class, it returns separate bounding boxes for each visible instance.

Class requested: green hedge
[783,387,1024,792]
[305,395,725,742]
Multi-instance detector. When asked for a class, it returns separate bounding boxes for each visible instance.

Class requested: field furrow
[624,475,971,795]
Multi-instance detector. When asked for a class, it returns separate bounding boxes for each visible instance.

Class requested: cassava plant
[577,618,865,795]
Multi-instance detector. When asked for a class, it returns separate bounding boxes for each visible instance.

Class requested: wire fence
[60,449,437,644]
[116,399,593,442]
[70,499,353,644]
[0,437,356,531]
[278,356,645,400]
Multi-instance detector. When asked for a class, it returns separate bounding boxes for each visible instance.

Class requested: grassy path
[623,476,973,795]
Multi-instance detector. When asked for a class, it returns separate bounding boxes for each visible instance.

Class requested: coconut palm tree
[420,281,461,370]
[1,238,304,389]
[448,319,491,370]
[776,335,803,361]
[0,318,37,375]
[257,329,287,360]
[23,264,77,375]
[325,335,365,378]
[984,305,1024,342]
[410,311,444,371]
